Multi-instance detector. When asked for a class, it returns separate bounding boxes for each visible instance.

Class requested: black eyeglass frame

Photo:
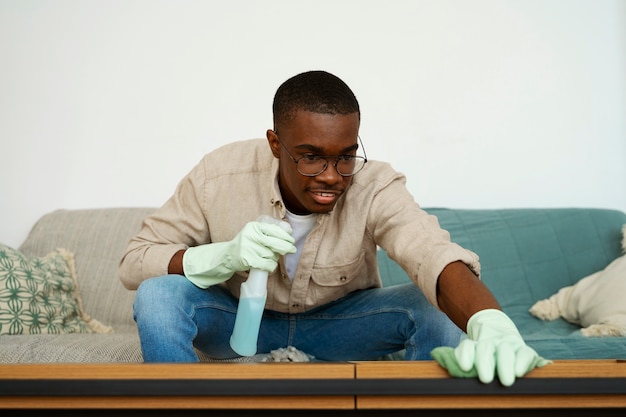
[275,134,368,177]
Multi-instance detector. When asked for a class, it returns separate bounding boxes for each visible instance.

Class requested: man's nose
[315,161,343,184]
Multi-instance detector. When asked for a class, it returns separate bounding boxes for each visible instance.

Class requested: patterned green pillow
[0,243,112,335]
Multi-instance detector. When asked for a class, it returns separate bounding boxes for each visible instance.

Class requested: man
[118,70,547,387]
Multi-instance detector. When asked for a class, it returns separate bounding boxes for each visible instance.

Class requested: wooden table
[1,360,625,412]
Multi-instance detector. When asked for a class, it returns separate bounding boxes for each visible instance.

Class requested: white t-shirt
[284,210,317,280]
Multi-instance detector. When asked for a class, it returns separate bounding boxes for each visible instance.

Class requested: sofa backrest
[19,206,626,334]
[378,207,626,316]
[19,207,156,330]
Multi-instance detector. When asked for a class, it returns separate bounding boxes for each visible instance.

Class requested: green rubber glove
[432,309,551,387]
[182,220,296,289]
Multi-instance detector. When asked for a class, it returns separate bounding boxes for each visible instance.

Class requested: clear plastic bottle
[229,216,291,356]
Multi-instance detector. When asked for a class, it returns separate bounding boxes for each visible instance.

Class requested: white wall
[1,0,625,249]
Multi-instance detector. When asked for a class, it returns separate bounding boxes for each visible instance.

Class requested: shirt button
[339,276,347,282]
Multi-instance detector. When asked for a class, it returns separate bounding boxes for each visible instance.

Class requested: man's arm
[117,159,210,290]
[433,260,550,387]
[436,260,501,332]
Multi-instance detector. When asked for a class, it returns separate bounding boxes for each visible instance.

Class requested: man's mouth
[310,190,340,205]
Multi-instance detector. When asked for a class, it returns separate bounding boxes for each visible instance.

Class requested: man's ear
[266,129,281,158]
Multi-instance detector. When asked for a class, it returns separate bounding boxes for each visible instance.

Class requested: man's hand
[182,220,296,288]
[432,309,551,386]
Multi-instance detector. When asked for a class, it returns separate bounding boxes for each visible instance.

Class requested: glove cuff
[182,243,233,289]
[467,309,518,339]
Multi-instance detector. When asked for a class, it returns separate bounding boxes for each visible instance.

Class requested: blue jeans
[133,274,462,362]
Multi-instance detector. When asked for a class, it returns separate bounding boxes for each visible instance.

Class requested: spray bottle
[229,215,291,357]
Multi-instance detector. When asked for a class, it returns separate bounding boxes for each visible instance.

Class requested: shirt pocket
[309,249,367,288]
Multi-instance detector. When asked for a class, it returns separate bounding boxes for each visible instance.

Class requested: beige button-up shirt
[118,139,480,313]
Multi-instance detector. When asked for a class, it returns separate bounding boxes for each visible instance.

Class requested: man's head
[272,70,360,129]
[267,71,363,215]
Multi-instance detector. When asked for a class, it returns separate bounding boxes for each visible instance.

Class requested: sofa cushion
[0,330,143,362]
[0,244,111,335]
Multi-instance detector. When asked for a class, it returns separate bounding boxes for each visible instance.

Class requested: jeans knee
[134,274,186,319]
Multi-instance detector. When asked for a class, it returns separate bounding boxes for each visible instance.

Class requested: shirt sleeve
[367,170,481,309]
[117,157,210,290]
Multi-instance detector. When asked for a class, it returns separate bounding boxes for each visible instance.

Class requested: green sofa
[378,207,626,360]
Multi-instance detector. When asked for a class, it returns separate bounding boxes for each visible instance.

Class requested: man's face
[267,110,361,215]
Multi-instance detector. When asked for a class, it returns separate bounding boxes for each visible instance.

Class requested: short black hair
[272,70,360,128]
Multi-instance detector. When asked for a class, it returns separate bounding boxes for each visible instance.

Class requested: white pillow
[529,224,626,337]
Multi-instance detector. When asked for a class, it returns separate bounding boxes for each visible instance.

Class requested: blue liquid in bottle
[229,295,266,357]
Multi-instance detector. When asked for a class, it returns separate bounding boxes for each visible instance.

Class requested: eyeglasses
[276,135,368,177]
